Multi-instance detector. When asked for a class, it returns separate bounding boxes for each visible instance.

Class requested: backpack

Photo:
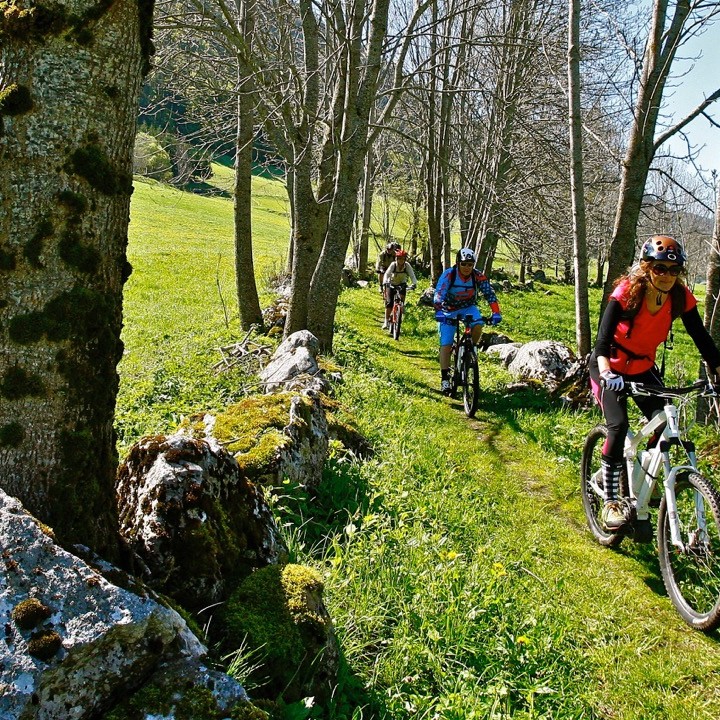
[618,283,685,334]
[447,266,478,299]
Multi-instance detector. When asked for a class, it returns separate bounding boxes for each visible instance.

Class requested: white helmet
[456,247,476,264]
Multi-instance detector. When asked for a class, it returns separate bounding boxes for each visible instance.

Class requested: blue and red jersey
[433,267,500,315]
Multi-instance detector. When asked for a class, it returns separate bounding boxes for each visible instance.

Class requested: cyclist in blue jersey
[434,248,502,395]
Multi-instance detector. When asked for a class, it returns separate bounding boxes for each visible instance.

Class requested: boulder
[103,657,249,719]
[478,332,515,351]
[507,340,577,391]
[182,391,331,492]
[0,489,214,720]
[219,564,340,704]
[485,342,521,367]
[116,434,287,610]
[418,287,435,307]
[260,331,321,392]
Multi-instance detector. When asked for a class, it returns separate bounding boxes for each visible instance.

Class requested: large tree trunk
[0,0,151,557]
[568,0,591,356]
[284,157,326,335]
[234,6,264,331]
[305,0,392,351]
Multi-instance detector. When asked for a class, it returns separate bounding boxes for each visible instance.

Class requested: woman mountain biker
[382,249,417,329]
[376,241,400,293]
[433,248,502,395]
[590,235,720,531]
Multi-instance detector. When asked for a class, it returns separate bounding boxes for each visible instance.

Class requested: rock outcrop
[506,340,578,392]
[0,489,247,720]
[116,434,287,610]
[219,564,340,704]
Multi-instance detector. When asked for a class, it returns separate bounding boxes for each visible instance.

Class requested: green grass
[122,176,720,719]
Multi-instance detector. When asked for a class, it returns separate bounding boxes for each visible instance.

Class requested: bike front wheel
[392,305,403,340]
[462,348,479,417]
[658,472,720,631]
[580,425,628,547]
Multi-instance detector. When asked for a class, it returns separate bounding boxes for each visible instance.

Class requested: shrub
[133,132,172,181]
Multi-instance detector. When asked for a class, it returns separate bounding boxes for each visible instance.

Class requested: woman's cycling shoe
[602,501,628,531]
[441,379,452,395]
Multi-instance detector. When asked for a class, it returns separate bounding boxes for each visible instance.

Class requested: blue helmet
[641,235,686,266]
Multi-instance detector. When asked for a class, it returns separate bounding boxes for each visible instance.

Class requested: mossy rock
[219,564,338,703]
[105,681,227,720]
[184,393,313,479]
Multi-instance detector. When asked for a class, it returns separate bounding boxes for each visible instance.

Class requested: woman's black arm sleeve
[681,306,720,370]
[594,299,623,358]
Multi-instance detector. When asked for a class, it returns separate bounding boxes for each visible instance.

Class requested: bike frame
[620,385,703,551]
[452,316,476,383]
[390,286,405,324]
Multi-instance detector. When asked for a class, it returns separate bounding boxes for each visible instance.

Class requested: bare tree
[152,0,264,330]
[233,0,264,330]
[0,0,153,556]
[568,0,591,354]
[601,0,720,308]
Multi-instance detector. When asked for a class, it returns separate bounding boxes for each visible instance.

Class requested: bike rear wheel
[392,304,403,340]
[581,425,628,547]
[462,347,479,417]
[658,472,720,631]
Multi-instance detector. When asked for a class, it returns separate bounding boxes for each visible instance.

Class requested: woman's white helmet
[456,247,476,264]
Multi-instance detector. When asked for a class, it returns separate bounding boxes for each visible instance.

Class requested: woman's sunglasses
[459,261,474,267]
[650,264,684,277]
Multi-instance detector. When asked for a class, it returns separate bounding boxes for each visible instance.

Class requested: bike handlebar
[625,379,719,399]
[383,282,414,290]
[445,314,495,327]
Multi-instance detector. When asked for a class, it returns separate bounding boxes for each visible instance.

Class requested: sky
[662,20,720,176]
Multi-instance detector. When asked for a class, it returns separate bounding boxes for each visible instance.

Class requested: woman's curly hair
[614,260,687,318]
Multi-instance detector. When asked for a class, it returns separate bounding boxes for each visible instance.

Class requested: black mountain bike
[447,314,490,418]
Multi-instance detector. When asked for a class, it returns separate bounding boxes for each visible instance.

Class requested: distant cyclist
[434,248,502,395]
[382,249,417,330]
[590,235,720,531]
[376,241,400,293]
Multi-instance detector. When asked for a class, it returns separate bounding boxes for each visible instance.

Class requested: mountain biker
[376,241,401,294]
[590,235,720,531]
[434,248,502,395]
[382,249,417,330]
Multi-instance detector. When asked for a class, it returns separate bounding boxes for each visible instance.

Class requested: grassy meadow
[121,171,720,719]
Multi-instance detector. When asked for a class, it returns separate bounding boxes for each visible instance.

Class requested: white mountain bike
[581,380,720,631]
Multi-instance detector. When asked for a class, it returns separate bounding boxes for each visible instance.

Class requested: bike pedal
[628,519,654,543]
